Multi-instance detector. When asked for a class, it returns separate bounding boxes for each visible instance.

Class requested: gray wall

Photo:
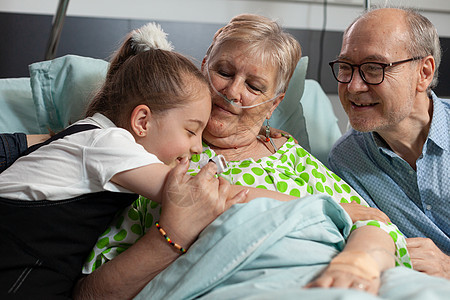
[1,11,449,99]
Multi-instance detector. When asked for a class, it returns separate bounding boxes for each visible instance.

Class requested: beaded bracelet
[155,221,187,254]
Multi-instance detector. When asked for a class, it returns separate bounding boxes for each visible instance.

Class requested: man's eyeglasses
[329,57,423,85]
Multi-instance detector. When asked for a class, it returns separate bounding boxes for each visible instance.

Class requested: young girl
[0,23,245,298]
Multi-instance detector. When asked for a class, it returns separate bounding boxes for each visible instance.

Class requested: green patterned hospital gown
[83,137,412,273]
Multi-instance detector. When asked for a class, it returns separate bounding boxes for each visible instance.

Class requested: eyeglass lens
[332,62,384,84]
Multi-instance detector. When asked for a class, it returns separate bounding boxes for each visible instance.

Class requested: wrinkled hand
[340,202,390,224]
[407,237,450,279]
[305,253,381,295]
[159,158,248,249]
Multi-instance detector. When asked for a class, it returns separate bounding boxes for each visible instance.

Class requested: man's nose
[347,69,369,93]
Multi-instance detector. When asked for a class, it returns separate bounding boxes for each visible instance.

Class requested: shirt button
[409,170,414,175]
[426,205,432,211]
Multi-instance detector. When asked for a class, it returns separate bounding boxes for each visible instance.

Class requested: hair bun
[131,22,174,52]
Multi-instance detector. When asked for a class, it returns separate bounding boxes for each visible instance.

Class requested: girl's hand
[158,158,248,250]
[340,202,391,224]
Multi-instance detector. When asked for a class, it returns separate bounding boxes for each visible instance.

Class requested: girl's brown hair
[85,35,208,130]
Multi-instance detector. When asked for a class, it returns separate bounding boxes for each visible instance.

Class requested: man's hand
[340,202,391,224]
[407,237,450,279]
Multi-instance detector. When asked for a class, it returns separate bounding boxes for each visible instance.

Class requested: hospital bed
[2,54,449,299]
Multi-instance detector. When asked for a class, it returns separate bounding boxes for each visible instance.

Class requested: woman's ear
[266,93,285,119]
[416,55,435,93]
[130,105,152,137]
[201,56,207,72]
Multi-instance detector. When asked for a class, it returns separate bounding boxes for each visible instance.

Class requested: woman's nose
[221,78,244,103]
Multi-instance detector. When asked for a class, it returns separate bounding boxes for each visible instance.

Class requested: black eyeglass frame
[328,57,424,85]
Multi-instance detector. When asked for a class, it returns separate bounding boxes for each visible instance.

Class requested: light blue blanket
[135,196,450,300]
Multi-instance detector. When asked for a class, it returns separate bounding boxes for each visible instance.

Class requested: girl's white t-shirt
[0,113,162,201]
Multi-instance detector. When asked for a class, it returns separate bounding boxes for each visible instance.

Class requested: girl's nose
[191,135,203,155]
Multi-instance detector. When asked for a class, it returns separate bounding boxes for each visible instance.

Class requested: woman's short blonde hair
[204,14,301,95]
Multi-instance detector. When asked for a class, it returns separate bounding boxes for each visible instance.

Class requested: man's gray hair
[344,6,441,91]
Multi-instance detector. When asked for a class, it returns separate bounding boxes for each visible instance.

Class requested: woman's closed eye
[213,66,266,95]
[216,69,232,78]
[246,82,264,94]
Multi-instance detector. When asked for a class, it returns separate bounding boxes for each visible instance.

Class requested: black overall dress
[0,124,138,299]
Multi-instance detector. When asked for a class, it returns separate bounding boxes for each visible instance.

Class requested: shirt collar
[371,131,396,157]
[427,93,449,151]
[81,113,117,129]
[372,132,388,148]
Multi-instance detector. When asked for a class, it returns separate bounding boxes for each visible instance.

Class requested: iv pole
[45,0,70,60]
[364,0,371,10]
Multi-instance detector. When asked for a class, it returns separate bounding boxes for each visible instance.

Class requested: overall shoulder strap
[22,124,100,156]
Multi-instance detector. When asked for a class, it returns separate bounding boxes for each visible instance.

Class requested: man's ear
[266,93,285,119]
[417,55,435,93]
[130,105,152,137]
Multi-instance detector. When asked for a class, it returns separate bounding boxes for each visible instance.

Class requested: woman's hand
[306,226,396,295]
[340,202,391,223]
[159,157,248,249]
[305,251,381,294]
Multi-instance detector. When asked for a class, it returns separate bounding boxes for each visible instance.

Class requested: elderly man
[328,7,449,279]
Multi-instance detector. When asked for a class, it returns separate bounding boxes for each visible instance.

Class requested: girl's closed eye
[185,119,206,138]
[187,129,197,136]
